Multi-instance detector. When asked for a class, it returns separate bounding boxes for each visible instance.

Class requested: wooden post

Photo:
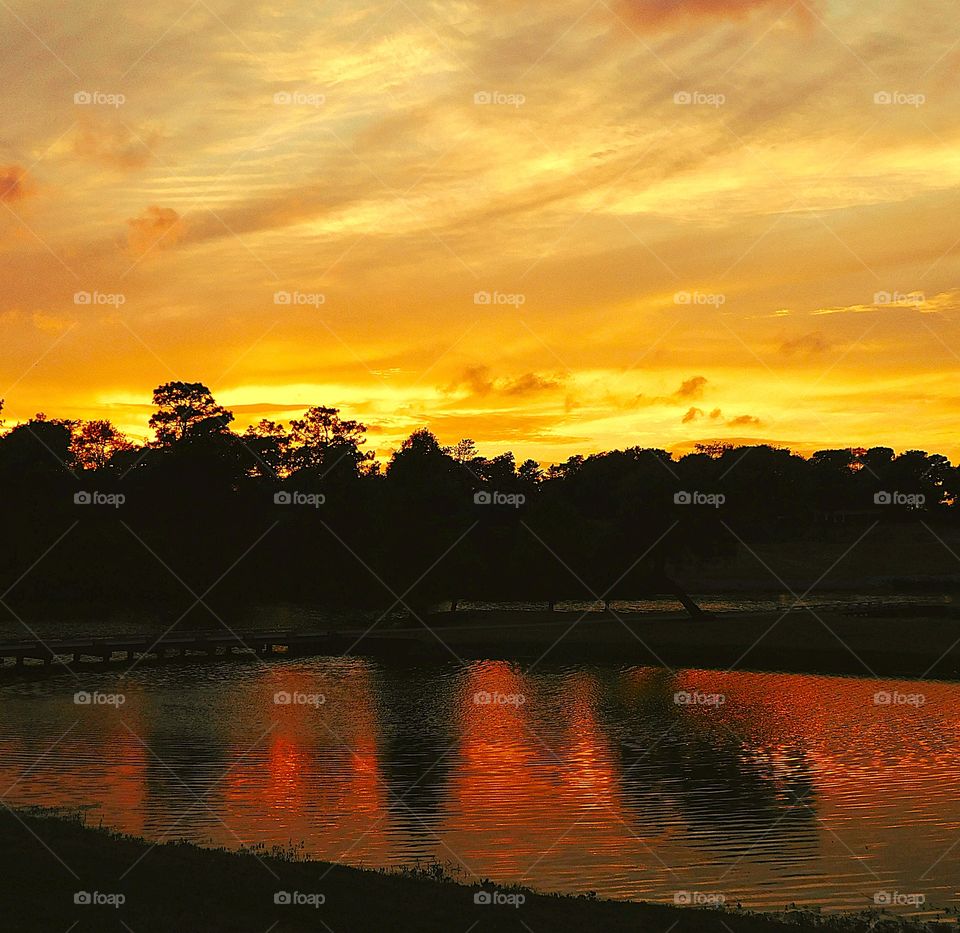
[665,580,709,621]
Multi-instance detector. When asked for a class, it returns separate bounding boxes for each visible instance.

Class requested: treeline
[0,382,956,617]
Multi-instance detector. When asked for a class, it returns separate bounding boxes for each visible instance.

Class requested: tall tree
[149,382,233,447]
[241,419,289,478]
[71,420,134,471]
[286,406,370,477]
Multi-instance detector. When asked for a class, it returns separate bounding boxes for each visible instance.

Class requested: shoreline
[417,609,960,680]
[2,606,960,681]
[1,809,934,932]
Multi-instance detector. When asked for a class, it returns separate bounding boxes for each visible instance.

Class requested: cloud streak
[615,0,820,30]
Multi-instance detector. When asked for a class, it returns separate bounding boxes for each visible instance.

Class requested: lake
[0,657,956,916]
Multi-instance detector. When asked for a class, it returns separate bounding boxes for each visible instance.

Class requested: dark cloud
[448,365,495,396]
[447,366,563,398]
[503,372,563,396]
[779,331,830,356]
[682,406,703,423]
[676,376,708,400]
[634,375,709,409]
[616,0,819,30]
[727,414,762,426]
[0,165,30,203]
[126,206,185,256]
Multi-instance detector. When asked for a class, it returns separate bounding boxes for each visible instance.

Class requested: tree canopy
[0,381,957,616]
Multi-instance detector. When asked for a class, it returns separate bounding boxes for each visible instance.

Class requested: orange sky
[2,0,960,463]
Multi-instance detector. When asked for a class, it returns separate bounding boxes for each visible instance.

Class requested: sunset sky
[3,0,960,463]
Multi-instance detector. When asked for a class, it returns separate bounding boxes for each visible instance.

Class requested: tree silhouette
[287,406,372,479]
[149,382,234,446]
[0,380,956,619]
[71,420,134,472]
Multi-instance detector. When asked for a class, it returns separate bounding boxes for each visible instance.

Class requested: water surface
[1,659,956,915]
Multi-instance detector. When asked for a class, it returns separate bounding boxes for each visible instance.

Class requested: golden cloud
[73,120,160,171]
[126,206,186,256]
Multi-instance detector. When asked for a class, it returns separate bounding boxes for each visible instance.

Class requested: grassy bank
[0,809,935,932]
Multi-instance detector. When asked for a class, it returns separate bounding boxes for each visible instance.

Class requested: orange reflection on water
[0,708,149,835]
[629,666,960,899]
[445,661,634,885]
[4,660,959,911]
[221,659,394,863]
[561,671,621,806]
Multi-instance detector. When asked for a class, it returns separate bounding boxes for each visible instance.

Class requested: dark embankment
[419,608,960,679]
[0,809,918,932]
[2,606,959,681]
